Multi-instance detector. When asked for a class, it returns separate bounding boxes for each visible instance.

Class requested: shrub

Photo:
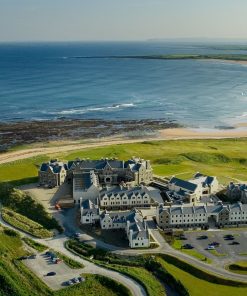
[3,228,20,238]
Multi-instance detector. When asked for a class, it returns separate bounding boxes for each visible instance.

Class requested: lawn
[106,265,165,296]
[55,274,131,296]
[157,256,247,296]
[1,207,53,238]
[0,139,247,184]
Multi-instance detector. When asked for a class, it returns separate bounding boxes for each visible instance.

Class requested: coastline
[0,123,246,165]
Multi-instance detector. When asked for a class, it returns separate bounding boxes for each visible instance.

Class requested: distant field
[0,138,246,185]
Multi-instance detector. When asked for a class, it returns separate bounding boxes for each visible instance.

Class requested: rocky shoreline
[0,119,181,151]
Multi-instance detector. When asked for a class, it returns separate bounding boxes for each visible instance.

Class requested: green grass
[1,138,247,185]
[1,208,53,238]
[22,237,48,252]
[0,226,51,296]
[208,249,227,257]
[227,261,247,275]
[0,156,48,185]
[55,274,131,296]
[0,227,131,296]
[0,187,63,233]
[106,265,165,296]
[157,256,247,296]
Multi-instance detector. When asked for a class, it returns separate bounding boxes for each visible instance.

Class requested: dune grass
[22,237,48,252]
[1,138,247,185]
[1,207,53,238]
[157,256,247,296]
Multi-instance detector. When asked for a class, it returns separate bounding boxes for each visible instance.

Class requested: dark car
[198,235,208,240]
[29,254,37,259]
[179,235,187,240]
[210,241,220,247]
[18,256,28,260]
[182,244,193,249]
[224,235,234,240]
[46,272,56,276]
[230,241,240,245]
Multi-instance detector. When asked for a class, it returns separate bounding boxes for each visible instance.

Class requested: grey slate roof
[81,199,99,216]
[169,177,197,192]
[40,161,66,174]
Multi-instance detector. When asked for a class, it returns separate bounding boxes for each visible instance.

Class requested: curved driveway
[0,214,146,296]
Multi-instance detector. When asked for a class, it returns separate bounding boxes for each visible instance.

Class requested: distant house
[80,199,100,224]
[167,173,219,203]
[39,160,67,187]
[226,182,247,204]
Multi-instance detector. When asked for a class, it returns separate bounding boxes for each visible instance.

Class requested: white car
[206,245,215,250]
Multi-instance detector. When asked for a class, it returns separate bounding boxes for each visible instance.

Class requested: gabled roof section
[169,177,197,192]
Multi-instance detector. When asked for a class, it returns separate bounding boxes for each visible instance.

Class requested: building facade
[99,186,152,210]
[157,202,247,229]
[167,173,219,203]
[39,160,67,187]
[99,209,150,248]
[226,183,247,204]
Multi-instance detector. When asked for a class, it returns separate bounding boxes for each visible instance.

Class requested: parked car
[46,272,56,276]
[18,256,28,260]
[29,254,37,259]
[198,235,208,240]
[230,241,240,245]
[206,245,215,250]
[67,280,73,286]
[78,276,85,282]
[72,277,80,284]
[182,244,193,249]
[209,241,220,247]
[179,234,187,240]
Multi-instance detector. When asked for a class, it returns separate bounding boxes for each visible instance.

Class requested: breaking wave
[50,103,136,115]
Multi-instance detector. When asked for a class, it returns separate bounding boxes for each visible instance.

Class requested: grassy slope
[106,265,165,296]
[0,139,247,185]
[0,226,51,296]
[2,208,52,238]
[157,257,247,296]
[0,227,130,296]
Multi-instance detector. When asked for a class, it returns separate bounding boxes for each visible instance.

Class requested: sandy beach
[159,127,247,139]
[0,126,246,165]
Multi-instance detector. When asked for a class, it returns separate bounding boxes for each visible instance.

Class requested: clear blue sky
[0,0,247,42]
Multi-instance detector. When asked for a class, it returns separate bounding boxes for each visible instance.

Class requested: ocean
[0,41,247,128]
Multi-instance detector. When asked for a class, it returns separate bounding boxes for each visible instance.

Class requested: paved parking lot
[182,229,247,261]
[24,253,83,290]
